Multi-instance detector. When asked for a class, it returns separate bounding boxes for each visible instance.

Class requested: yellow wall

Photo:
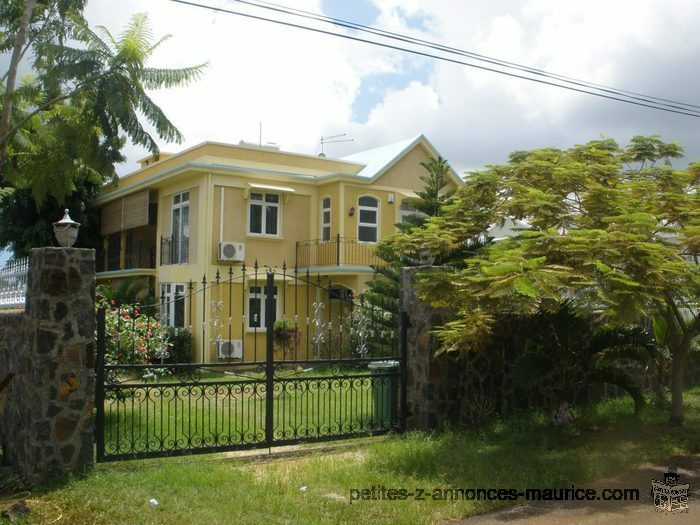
[373,143,433,191]
[208,276,377,362]
[95,137,457,363]
[98,142,363,202]
[342,185,395,243]
[210,184,313,269]
[186,276,326,362]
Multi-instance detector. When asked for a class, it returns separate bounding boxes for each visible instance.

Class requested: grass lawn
[102,367,399,457]
[3,387,700,525]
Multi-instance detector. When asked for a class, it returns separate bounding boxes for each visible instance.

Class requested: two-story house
[92,134,462,362]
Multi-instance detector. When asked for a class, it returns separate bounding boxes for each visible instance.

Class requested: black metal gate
[95,267,406,462]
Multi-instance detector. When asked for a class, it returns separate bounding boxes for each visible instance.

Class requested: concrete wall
[0,248,95,484]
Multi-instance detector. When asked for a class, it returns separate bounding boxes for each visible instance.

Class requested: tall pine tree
[362,156,461,354]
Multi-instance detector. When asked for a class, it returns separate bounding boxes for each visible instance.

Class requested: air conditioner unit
[217,339,243,359]
[219,241,245,262]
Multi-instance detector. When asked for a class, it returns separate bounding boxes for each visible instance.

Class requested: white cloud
[80,0,700,176]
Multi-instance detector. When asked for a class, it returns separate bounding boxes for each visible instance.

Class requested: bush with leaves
[273,319,301,359]
[162,326,192,364]
[98,299,172,387]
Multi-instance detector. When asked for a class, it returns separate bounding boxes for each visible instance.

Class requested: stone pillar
[400,266,463,431]
[2,248,95,484]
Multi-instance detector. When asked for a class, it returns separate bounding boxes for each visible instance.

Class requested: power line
[241,0,700,113]
[168,0,700,118]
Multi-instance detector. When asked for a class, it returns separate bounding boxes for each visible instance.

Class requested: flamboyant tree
[393,136,700,425]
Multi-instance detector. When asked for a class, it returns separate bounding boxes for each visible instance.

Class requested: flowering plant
[99,300,173,391]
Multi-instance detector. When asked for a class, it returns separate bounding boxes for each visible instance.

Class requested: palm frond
[0,186,14,199]
[147,33,173,56]
[587,365,645,414]
[141,64,207,90]
[136,90,183,145]
[94,25,118,52]
[118,13,152,60]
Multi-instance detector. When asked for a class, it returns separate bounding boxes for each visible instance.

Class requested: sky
[73,0,700,177]
[2,0,697,266]
[2,0,699,180]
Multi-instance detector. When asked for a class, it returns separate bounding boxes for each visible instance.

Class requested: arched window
[321,197,331,241]
[357,196,379,243]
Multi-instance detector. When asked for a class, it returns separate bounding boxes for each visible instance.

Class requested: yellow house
[92,135,462,362]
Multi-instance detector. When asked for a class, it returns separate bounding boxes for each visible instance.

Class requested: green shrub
[273,319,301,358]
[163,327,193,364]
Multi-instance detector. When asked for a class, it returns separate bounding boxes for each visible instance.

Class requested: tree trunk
[551,401,574,427]
[669,349,686,426]
[654,361,668,409]
[0,0,37,178]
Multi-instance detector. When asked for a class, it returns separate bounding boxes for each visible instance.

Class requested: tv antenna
[319,133,353,156]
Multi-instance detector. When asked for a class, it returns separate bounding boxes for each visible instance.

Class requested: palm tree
[3,12,206,163]
[515,301,660,421]
[96,277,152,307]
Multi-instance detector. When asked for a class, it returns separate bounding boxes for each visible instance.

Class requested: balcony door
[171,192,189,264]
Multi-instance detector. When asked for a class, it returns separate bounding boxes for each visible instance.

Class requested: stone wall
[0,248,95,484]
[400,266,466,431]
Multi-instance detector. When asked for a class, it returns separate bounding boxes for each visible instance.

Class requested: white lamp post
[52,209,81,248]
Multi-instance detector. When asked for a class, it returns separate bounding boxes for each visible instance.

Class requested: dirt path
[453,454,699,525]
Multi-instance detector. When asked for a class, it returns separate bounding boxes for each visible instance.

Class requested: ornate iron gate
[95,267,406,462]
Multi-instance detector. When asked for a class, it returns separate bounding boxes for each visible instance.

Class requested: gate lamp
[53,209,81,248]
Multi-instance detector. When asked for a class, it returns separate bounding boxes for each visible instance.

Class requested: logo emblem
[651,467,690,513]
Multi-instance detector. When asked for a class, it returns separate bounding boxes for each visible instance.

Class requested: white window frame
[320,196,331,242]
[171,191,189,264]
[246,284,279,330]
[248,192,280,236]
[357,195,379,243]
[160,282,186,328]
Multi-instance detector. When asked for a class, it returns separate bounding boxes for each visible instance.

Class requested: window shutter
[100,191,150,235]
[122,191,150,230]
[101,200,122,235]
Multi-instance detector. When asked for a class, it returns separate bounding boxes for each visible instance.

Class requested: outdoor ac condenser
[217,339,243,359]
[218,241,245,262]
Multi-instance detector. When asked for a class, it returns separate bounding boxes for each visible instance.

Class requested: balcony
[160,236,189,265]
[96,241,156,273]
[296,235,383,269]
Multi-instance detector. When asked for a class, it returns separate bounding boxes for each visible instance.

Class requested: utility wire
[241,0,700,112]
[168,0,700,118]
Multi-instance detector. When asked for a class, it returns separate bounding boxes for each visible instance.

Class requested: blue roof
[341,135,422,179]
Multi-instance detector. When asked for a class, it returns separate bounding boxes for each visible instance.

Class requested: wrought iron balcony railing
[160,236,189,265]
[296,234,383,269]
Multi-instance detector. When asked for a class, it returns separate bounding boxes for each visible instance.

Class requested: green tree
[361,156,457,350]
[395,136,700,425]
[514,301,660,419]
[0,177,102,257]
[42,13,206,157]
[1,0,89,180]
[2,10,206,194]
[0,8,205,250]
